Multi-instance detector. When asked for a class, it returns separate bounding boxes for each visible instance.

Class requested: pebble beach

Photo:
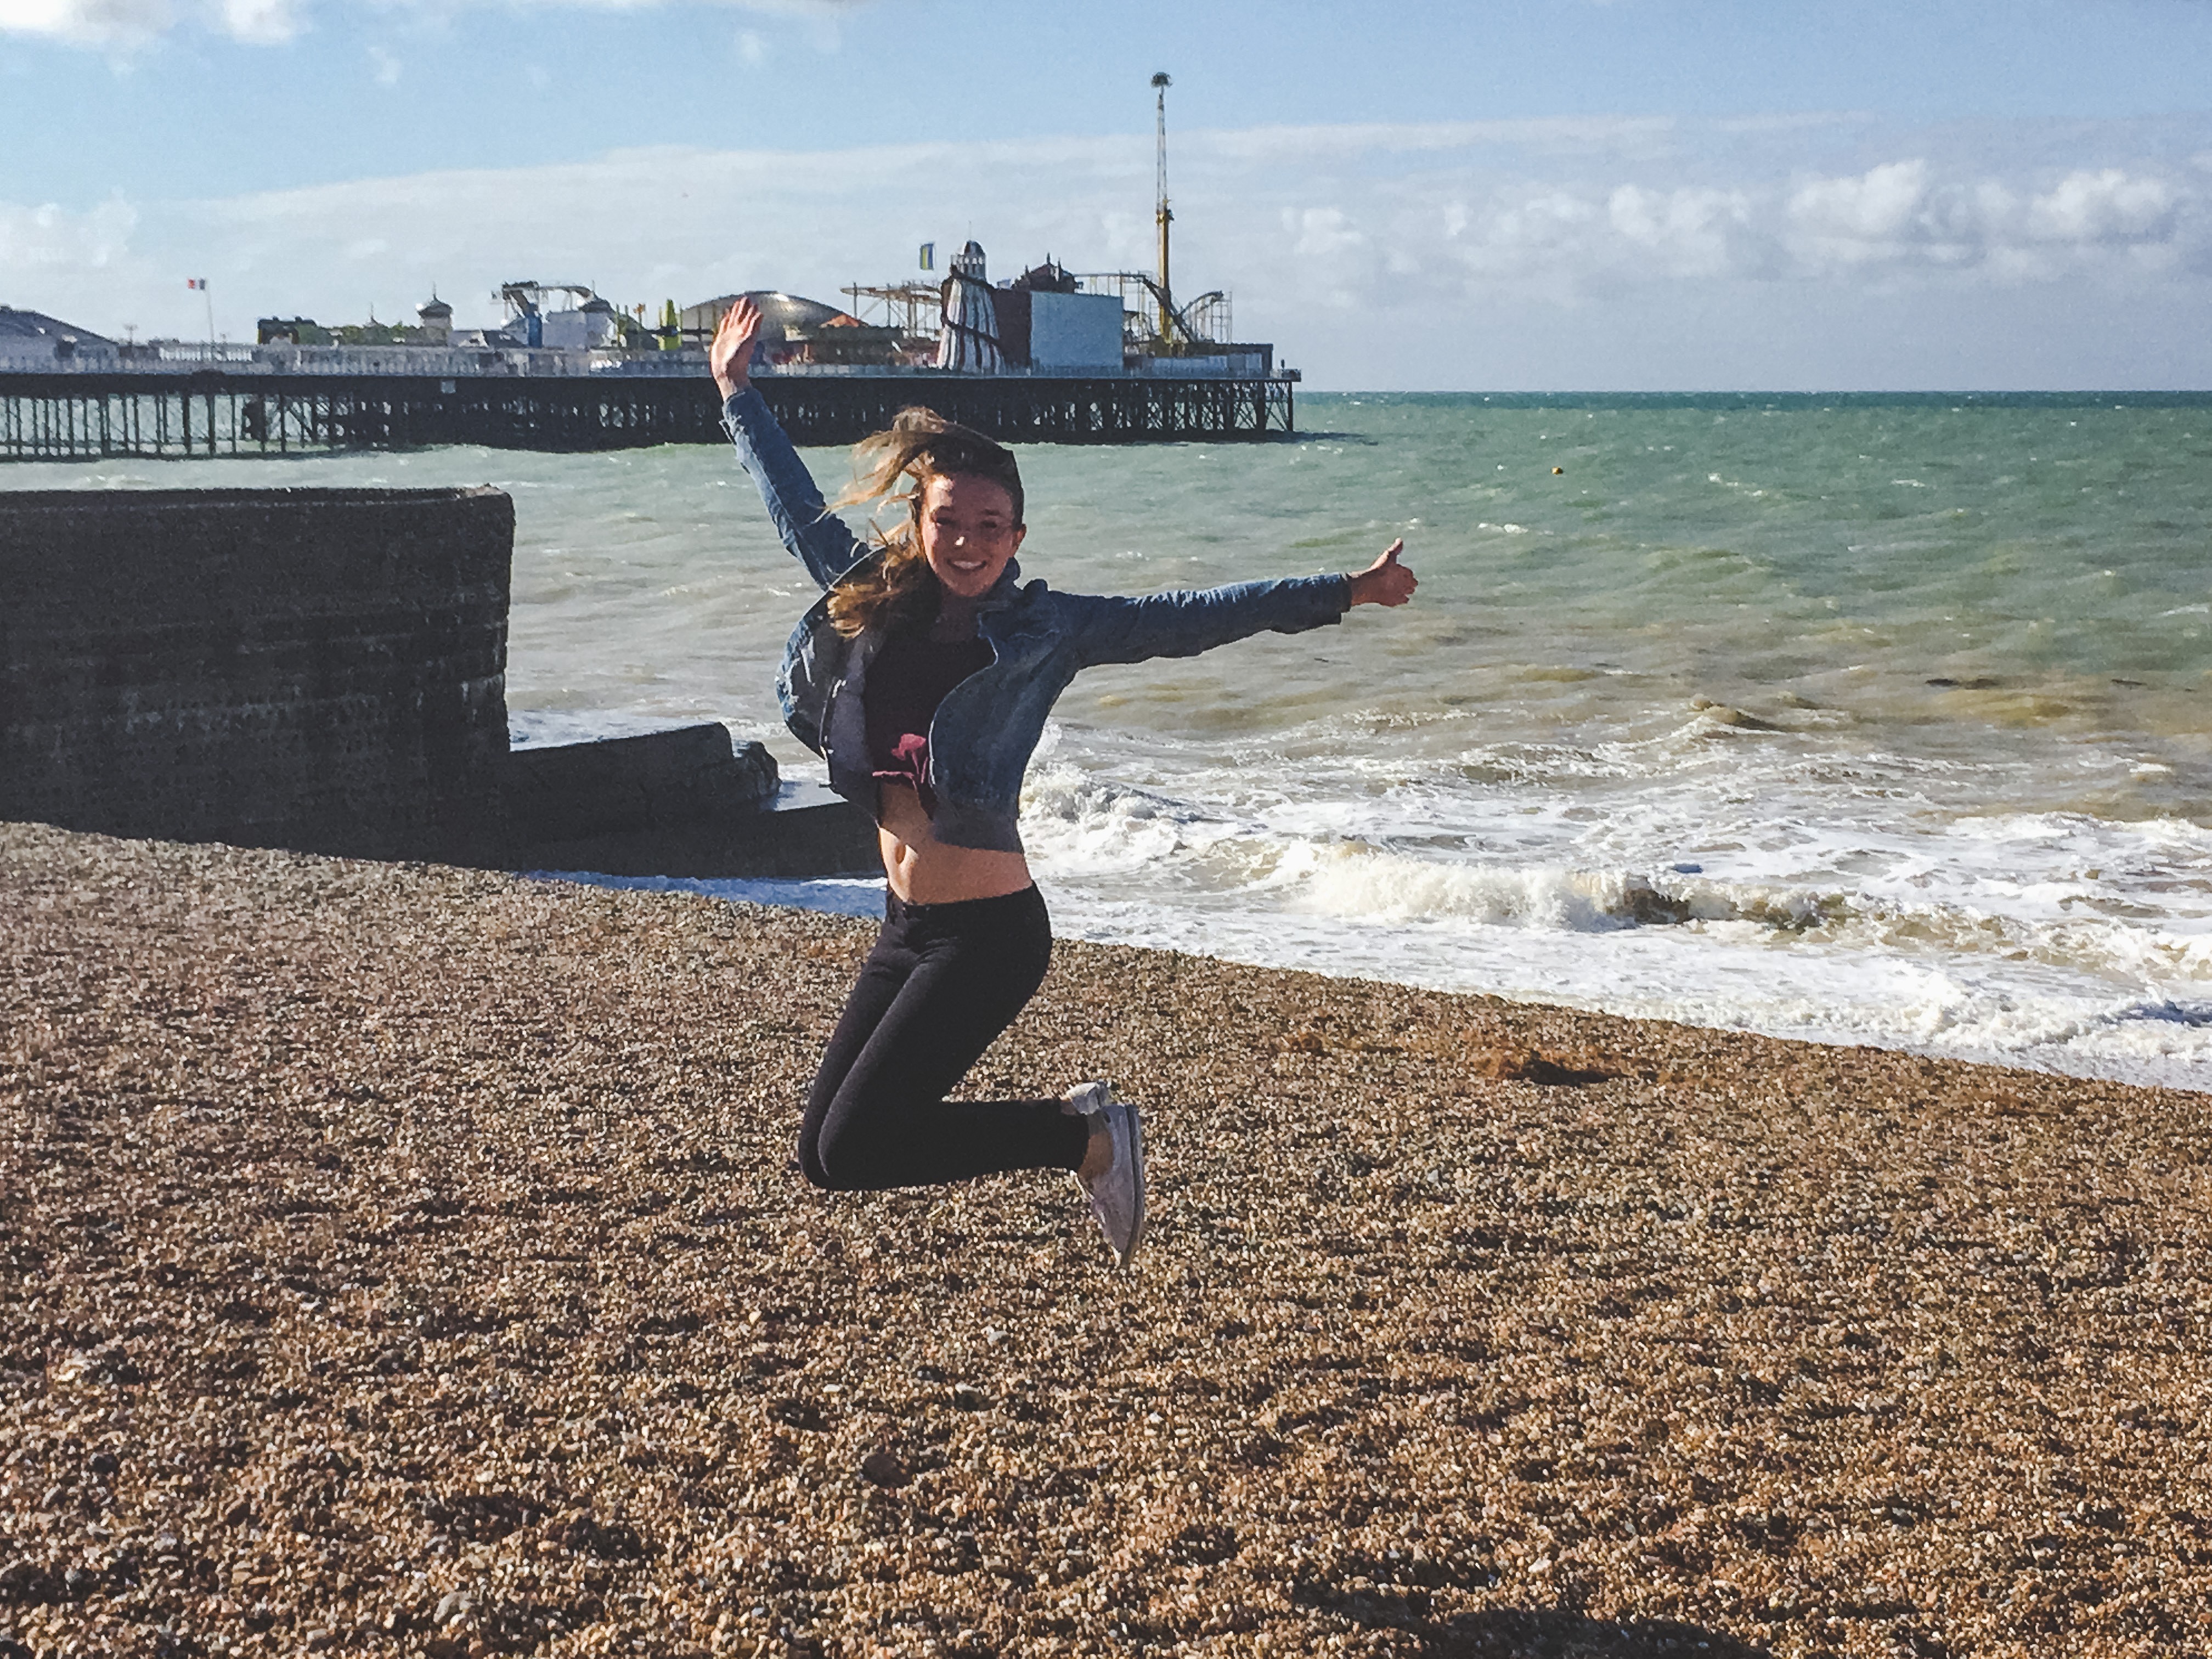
[4,819,2211,1659]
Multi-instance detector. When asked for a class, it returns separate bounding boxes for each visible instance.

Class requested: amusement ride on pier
[0,76,1295,462]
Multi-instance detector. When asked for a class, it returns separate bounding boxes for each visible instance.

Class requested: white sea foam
[1012,727,2212,1091]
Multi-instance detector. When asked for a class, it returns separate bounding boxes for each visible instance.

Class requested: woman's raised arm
[713,298,870,590]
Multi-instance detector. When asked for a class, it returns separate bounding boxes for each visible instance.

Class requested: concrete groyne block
[1,487,512,863]
[502,722,778,845]
[500,722,881,879]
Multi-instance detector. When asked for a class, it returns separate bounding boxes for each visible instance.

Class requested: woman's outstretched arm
[713,298,869,590]
[1068,538,1418,668]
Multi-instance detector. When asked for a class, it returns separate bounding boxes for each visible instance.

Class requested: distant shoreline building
[0,305,119,371]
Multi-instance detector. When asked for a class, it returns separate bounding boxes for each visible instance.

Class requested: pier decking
[0,369,1293,460]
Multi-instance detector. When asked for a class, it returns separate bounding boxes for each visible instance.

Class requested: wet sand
[4,820,2209,1659]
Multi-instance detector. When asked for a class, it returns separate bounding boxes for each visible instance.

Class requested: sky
[2,0,2209,390]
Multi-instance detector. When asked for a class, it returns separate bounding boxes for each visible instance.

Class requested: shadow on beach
[1289,1583,1773,1657]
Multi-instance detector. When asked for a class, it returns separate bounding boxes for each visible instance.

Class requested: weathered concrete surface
[501,723,876,879]
[503,722,778,845]
[506,778,881,881]
[1,487,512,864]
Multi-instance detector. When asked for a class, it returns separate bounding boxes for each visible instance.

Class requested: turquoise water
[24,391,2212,1087]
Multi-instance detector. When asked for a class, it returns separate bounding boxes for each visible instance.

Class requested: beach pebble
[3,819,2208,1658]
[859,1451,910,1488]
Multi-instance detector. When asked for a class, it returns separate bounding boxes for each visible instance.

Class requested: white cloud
[381,0,867,13]
[2029,168,2174,242]
[1233,142,2204,303]
[1605,184,1756,276]
[1789,159,1936,249]
[1769,158,2190,275]
[368,41,399,82]
[214,0,298,42]
[721,0,864,13]
[0,0,170,46]
[1209,116,1685,166]
[0,194,139,270]
[1283,206,1364,259]
[0,0,298,42]
[0,0,866,44]
[1782,159,2024,270]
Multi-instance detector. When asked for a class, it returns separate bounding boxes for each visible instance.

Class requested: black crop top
[865,631,992,816]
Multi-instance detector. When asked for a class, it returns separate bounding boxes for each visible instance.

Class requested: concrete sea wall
[504,724,877,880]
[2,487,876,878]
[1,487,514,864]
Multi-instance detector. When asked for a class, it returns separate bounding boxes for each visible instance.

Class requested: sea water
[33,392,2212,1090]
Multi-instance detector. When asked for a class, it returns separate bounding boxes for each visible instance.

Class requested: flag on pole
[186,278,207,290]
[918,242,934,272]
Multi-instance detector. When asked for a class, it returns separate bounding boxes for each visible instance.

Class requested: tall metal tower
[1152,71,1175,345]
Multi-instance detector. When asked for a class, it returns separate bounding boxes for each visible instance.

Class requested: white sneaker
[1066,1082,1146,1268]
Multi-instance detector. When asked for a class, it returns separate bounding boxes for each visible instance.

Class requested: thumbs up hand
[1347,539,1417,608]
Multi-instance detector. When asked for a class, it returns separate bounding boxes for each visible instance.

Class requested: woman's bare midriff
[875,781,1033,905]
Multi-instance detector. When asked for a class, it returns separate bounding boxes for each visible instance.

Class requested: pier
[0,368,1293,461]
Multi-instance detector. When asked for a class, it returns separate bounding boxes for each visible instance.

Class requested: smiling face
[919,472,1025,599]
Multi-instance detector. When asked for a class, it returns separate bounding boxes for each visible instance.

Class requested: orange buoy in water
[1552,466,1564,475]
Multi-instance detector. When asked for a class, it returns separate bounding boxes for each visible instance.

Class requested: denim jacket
[723,387,1350,852]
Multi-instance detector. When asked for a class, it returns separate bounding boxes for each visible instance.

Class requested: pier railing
[0,370,1293,460]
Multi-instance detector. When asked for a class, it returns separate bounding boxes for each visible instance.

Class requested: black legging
[800,885,1091,1191]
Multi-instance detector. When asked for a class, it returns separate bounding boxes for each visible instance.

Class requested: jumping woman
[712,297,1416,1268]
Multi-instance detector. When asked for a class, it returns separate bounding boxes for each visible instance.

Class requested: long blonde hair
[824,408,1025,638]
